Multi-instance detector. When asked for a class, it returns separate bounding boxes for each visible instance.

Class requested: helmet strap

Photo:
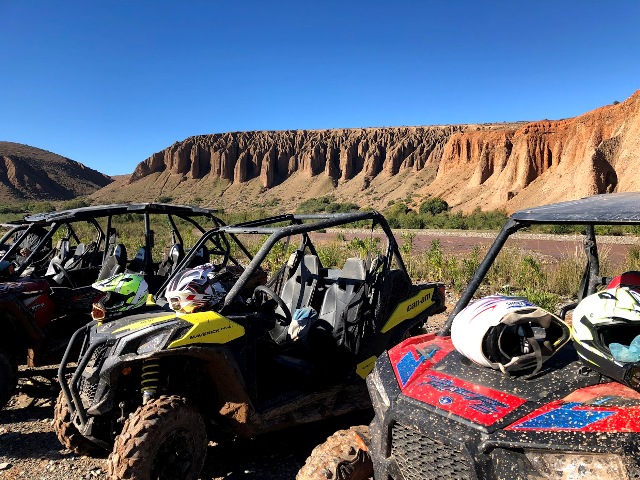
[497,324,544,377]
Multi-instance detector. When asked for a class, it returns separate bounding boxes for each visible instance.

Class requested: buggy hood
[386,334,640,434]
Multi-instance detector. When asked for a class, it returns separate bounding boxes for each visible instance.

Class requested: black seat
[279,254,321,315]
[64,242,97,271]
[97,243,127,280]
[156,244,184,277]
[186,245,209,268]
[270,254,321,345]
[315,258,368,354]
[127,247,148,274]
[45,238,71,280]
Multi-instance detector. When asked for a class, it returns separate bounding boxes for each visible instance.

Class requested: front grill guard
[390,422,475,480]
[58,322,107,429]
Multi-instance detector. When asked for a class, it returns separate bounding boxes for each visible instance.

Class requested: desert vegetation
[3,198,640,314]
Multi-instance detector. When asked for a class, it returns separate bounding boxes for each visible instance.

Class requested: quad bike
[300,192,640,480]
[0,203,222,408]
[56,211,446,479]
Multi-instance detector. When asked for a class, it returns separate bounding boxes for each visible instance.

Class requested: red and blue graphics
[508,399,640,432]
[389,334,454,387]
[389,335,526,426]
[402,370,526,426]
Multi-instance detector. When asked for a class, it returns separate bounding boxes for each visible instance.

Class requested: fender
[0,300,45,364]
[104,345,261,437]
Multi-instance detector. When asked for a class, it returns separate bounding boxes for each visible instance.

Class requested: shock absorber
[141,359,160,404]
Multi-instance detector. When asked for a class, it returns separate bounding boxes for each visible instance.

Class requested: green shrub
[62,198,91,210]
[419,197,449,215]
[521,288,561,313]
[296,196,359,214]
[27,202,56,214]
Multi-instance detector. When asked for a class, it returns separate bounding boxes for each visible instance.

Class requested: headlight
[367,365,390,410]
[524,450,628,479]
[137,331,173,354]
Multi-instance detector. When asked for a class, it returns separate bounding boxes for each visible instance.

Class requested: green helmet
[91,273,149,321]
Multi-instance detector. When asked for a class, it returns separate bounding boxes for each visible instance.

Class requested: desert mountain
[0,142,112,203]
[91,90,640,213]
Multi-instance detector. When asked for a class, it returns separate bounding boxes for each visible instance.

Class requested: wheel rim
[151,427,197,479]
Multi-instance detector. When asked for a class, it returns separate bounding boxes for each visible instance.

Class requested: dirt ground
[0,366,374,480]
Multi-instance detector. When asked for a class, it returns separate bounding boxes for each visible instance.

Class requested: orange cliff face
[94,90,640,214]
[126,127,466,189]
[428,90,640,212]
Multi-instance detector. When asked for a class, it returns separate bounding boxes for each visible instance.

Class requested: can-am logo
[421,375,509,415]
[406,291,432,313]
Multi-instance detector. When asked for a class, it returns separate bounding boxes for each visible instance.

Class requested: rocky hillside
[91,90,640,213]
[0,142,112,203]
[427,91,640,212]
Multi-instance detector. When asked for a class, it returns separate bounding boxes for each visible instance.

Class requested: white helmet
[451,295,571,375]
[165,263,225,313]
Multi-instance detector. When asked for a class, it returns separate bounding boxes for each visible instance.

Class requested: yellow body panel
[168,311,245,348]
[111,314,176,333]
[380,287,435,333]
[356,356,377,379]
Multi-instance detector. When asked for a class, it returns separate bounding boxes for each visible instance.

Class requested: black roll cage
[154,211,407,310]
[0,203,223,279]
[440,191,640,335]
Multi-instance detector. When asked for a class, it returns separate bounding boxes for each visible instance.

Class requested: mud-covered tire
[107,395,207,480]
[297,425,373,480]
[0,348,18,410]
[53,390,105,456]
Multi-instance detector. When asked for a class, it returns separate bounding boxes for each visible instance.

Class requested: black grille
[78,344,108,407]
[78,376,98,407]
[390,423,474,480]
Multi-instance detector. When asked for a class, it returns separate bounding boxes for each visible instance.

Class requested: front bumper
[58,316,186,448]
[367,353,640,480]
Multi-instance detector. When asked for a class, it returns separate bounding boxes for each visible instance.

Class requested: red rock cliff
[115,90,640,213]
[129,126,465,188]
[429,90,640,211]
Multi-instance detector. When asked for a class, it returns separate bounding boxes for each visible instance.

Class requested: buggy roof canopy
[511,193,640,225]
[18,203,219,225]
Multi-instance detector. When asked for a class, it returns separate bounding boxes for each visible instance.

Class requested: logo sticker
[423,375,509,415]
[401,370,527,426]
[396,350,426,387]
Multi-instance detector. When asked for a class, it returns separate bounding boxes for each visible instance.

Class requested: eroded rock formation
[429,90,640,211]
[115,89,640,213]
[129,126,464,189]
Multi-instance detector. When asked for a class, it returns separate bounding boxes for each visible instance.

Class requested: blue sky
[1,1,639,176]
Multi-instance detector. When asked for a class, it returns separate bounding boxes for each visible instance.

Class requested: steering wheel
[50,262,76,288]
[253,285,292,345]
